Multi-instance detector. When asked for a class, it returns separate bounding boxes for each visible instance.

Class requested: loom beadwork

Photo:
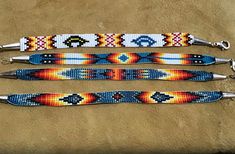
[20,32,194,51]
[7,91,223,106]
[28,52,216,65]
[15,68,214,81]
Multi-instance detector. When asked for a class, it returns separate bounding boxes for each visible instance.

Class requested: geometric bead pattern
[95,34,125,47]
[163,32,192,46]
[22,36,56,51]
[7,91,223,106]
[20,32,194,51]
[28,52,216,66]
[16,68,214,81]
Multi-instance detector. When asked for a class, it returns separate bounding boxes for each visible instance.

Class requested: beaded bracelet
[0,68,226,81]
[1,91,231,106]
[0,32,230,51]
[10,52,230,65]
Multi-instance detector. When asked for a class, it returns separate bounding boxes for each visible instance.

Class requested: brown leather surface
[0,0,234,153]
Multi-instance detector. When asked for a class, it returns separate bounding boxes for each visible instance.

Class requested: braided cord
[16,68,214,81]
[29,52,216,65]
[20,32,194,51]
[7,91,223,106]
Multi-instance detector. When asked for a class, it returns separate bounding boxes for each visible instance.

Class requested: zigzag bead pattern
[28,52,216,65]
[15,68,214,81]
[7,91,223,106]
[20,32,194,51]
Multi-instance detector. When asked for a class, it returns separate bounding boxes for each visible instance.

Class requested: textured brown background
[0,0,234,153]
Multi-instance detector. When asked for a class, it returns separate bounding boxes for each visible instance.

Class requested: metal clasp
[222,92,235,98]
[229,60,235,79]
[211,40,230,51]
[0,70,17,79]
[193,37,230,50]
[0,43,20,51]
[10,56,30,63]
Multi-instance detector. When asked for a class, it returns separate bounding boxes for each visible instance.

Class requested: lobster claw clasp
[211,40,230,50]
[193,37,230,50]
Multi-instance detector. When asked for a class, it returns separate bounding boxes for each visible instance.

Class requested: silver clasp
[193,37,230,50]
[222,92,235,98]
[229,60,235,79]
[211,40,230,50]
[0,70,17,79]
[0,95,8,104]
[0,43,20,51]
[10,56,30,63]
